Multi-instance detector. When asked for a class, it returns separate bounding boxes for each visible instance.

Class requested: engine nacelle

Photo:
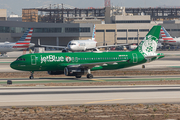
[64,67,87,76]
[48,71,64,75]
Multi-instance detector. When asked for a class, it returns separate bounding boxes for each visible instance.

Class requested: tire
[87,74,93,79]
[76,75,81,78]
[87,74,89,78]
[29,76,34,79]
[62,49,68,52]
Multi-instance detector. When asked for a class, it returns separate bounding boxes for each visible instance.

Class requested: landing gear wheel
[29,71,34,79]
[87,74,93,79]
[75,75,81,78]
[29,76,34,79]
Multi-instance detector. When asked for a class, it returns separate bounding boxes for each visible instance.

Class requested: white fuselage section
[67,40,97,51]
[159,38,180,46]
[0,42,35,53]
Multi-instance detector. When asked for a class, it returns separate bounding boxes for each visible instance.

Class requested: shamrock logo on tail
[146,46,153,52]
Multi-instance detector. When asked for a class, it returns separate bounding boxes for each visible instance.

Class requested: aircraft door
[31,55,36,65]
[132,53,138,63]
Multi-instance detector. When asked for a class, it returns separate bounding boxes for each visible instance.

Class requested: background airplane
[11,26,164,79]
[159,27,180,46]
[0,28,35,57]
[39,25,127,52]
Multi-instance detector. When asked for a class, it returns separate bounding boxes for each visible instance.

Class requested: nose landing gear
[29,71,34,79]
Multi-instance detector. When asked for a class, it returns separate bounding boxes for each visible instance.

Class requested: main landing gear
[87,69,93,79]
[87,74,93,79]
[29,71,34,79]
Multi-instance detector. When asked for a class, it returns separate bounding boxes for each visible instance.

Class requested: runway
[0,85,180,106]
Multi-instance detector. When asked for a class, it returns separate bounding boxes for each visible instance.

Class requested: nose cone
[10,62,17,70]
[68,45,73,51]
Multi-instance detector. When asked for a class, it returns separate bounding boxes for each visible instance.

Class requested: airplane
[0,28,35,56]
[159,27,180,46]
[10,25,164,79]
[39,25,127,52]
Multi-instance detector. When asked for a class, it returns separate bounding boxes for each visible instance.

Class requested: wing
[38,39,67,49]
[97,44,128,48]
[67,59,130,69]
[39,44,67,49]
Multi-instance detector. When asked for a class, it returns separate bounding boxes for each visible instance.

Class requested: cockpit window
[69,43,76,45]
[16,58,19,61]
[16,58,25,61]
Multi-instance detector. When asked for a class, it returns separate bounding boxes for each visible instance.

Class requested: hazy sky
[1,0,180,16]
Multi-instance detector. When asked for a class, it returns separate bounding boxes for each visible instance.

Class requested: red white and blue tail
[16,28,33,45]
[92,24,96,41]
[161,27,175,42]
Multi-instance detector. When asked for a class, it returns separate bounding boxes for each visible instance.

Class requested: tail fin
[134,26,161,56]
[16,28,33,44]
[92,24,96,41]
[161,27,174,41]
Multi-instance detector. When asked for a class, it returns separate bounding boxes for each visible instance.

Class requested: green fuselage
[10,51,164,72]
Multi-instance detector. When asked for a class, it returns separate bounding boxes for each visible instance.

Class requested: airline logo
[161,27,175,43]
[13,28,33,48]
[65,56,72,63]
[41,55,64,63]
[138,35,158,57]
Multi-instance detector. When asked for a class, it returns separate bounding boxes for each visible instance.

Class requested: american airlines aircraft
[159,27,180,46]
[39,25,127,52]
[0,28,35,56]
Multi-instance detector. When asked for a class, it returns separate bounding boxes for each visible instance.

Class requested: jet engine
[64,67,88,76]
[48,71,64,75]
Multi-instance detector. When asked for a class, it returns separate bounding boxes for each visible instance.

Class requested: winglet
[38,39,41,46]
[92,24,96,41]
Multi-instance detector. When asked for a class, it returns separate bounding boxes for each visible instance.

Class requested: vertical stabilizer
[16,28,33,44]
[134,26,161,56]
[92,24,96,41]
[161,27,174,40]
